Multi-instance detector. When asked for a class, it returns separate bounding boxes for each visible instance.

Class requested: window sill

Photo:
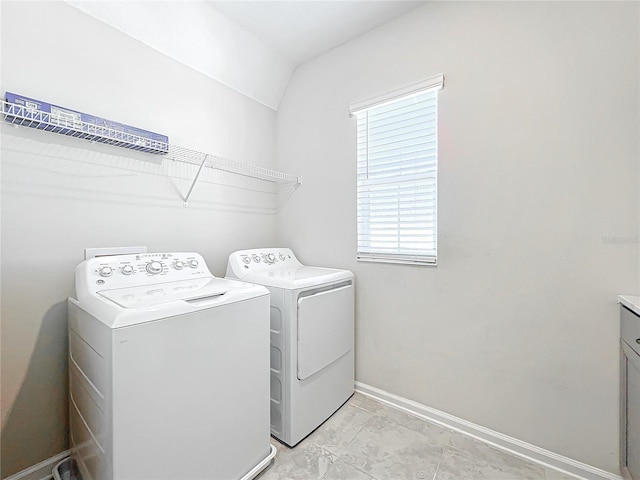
[357,255,437,267]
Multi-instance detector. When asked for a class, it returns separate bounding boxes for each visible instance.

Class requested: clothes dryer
[226,248,354,447]
[68,252,275,480]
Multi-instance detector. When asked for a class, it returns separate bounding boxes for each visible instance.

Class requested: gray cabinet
[621,306,640,480]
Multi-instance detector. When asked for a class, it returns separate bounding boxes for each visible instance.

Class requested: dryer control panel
[76,252,212,293]
[227,248,301,275]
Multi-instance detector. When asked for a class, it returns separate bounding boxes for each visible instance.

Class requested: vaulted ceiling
[66,1,426,110]
[208,1,426,65]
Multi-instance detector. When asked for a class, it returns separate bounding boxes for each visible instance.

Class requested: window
[350,75,443,266]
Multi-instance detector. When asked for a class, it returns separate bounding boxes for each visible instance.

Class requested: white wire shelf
[2,99,169,154]
[165,145,300,184]
[2,99,301,206]
[164,145,301,206]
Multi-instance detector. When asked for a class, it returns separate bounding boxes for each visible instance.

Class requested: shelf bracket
[183,154,209,207]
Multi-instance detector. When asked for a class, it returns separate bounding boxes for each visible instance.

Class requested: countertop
[618,295,640,316]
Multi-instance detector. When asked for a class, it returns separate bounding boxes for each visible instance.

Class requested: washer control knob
[242,256,251,264]
[279,253,286,261]
[174,261,184,270]
[252,254,261,263]
[188,259,199,269]
[146,261,163,275]
[266,253,276,263]
[99,266,113,277]
[121,265,135,276]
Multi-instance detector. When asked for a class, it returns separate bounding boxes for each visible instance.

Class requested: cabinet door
[627,346,640,479]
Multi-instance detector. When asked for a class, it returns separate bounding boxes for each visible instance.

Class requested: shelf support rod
[184,154,209,207]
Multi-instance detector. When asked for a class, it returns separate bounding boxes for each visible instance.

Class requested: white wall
[65,1,295,110]
[276,1,639,473]
[0,2,280,476]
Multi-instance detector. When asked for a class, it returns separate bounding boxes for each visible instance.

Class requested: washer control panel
[79,252,210,292]
[227,248,301,276]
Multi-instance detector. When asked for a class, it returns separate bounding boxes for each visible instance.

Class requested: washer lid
[240,266,353,289]
[98,277,237,309]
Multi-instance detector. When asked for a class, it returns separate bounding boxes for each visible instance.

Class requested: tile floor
[257,393,579,480]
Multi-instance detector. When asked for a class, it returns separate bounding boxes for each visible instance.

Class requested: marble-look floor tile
[435,444,546,480]
[474,455,546,480]
[256,396,577,480]
[434,446,479,479]
[349,392,385,414]
[308,402,374,456]
[447,431,504,460]
[342,414,445,480]
[322,459,378,480]
[544,468,582,480]
[350,393,453,446]
[257,441,336,480]
[444,433,545,479]
[372,402,452,445]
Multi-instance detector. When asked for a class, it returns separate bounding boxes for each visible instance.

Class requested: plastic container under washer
[52,453,276,480]
[53,458,82,480]
[52,451,276,480]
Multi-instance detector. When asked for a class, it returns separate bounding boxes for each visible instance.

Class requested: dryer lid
[98,277,237,309]
[240,266,353,289]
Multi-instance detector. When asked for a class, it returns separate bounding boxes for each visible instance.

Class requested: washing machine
[68,251,276,480]
[226,248,354,447]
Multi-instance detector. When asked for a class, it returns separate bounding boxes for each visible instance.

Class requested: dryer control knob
[188,259,199,269]
[174,261,184,270]
[99,266,113,277]
[121,265,134,276]
[146,261,163,275]
[279,253,286,261]
[242,256,251,264]
[266,253,276,263]
[252,254,261,263]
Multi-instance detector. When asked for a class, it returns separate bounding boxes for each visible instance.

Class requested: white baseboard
[3,451,69,480]
[355,382,621,480]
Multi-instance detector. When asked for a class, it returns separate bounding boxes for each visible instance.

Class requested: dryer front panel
[296,282,354,381]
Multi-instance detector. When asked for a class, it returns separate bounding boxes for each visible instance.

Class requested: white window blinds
[351,76,443,265]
